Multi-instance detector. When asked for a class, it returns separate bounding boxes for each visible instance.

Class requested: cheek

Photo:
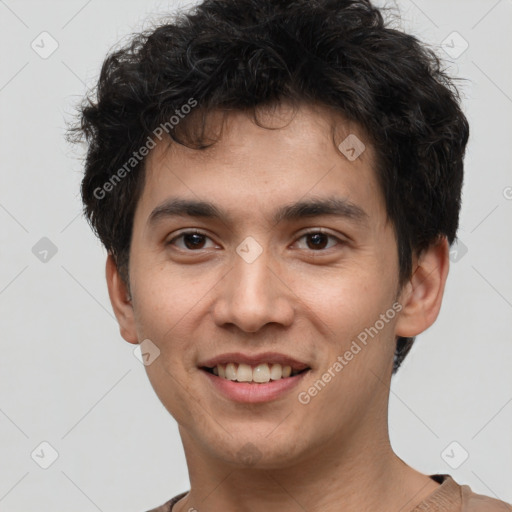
[131,253,207,324]
[130,265,213,423]
[291,260,397,342]
[130,264,206,361]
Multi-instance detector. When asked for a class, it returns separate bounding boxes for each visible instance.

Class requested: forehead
[137,102,385,226]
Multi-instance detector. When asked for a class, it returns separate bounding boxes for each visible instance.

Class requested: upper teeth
[212,363,298,383]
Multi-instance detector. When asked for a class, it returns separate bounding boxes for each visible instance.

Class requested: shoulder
[143,491,189,512]
[460,482,512,511]
[415,474,511,512]
[144,503,172,512]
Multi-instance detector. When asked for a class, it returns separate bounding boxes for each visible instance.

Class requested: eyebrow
[147,196,369,227]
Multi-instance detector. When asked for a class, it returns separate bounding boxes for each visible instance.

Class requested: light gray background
[0,0,511,510]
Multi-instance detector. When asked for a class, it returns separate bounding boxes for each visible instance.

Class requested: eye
[294,229,344,251]
[167,230,217,251]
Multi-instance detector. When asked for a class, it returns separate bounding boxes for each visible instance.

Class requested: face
[123,102,404,468]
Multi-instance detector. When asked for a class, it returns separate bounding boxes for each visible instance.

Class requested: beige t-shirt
[146,474,512,511]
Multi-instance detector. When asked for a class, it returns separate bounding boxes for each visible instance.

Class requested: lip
[200,367,311,403]
[198,351,310,372]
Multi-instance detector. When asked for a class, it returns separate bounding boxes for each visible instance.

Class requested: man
[70,0,512,510]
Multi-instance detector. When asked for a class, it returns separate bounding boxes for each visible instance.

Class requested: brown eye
[306,232,329,250]
[295,230,342,251]
[168,231,216,251]
[182,233,206,249]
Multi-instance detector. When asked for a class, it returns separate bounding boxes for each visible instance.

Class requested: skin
[106,102,449,511]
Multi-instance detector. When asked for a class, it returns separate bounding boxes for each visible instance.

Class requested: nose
[212,245,295,333]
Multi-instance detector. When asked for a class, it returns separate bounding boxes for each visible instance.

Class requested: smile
[202,362,308,383]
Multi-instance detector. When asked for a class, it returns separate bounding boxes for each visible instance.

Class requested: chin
[209,436,306,470]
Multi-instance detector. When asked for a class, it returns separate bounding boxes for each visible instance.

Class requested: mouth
[197,352,312,402]
[200,362,310,384]
[200,363,311,403]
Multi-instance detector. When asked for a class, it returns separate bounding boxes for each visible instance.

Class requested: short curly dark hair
[69,0,469,373]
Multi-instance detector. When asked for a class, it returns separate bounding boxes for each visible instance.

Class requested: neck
[174,418,439,512]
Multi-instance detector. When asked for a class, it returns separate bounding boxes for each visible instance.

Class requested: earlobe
[395,237,450,338]
[105,252,139,344]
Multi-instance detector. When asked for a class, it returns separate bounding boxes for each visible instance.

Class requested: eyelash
[167,229,345,252]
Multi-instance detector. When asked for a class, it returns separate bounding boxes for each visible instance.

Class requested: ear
[395,236,450,337]
[105,252,139,344]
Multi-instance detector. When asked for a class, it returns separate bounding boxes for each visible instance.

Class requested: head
[71,0,469,468]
